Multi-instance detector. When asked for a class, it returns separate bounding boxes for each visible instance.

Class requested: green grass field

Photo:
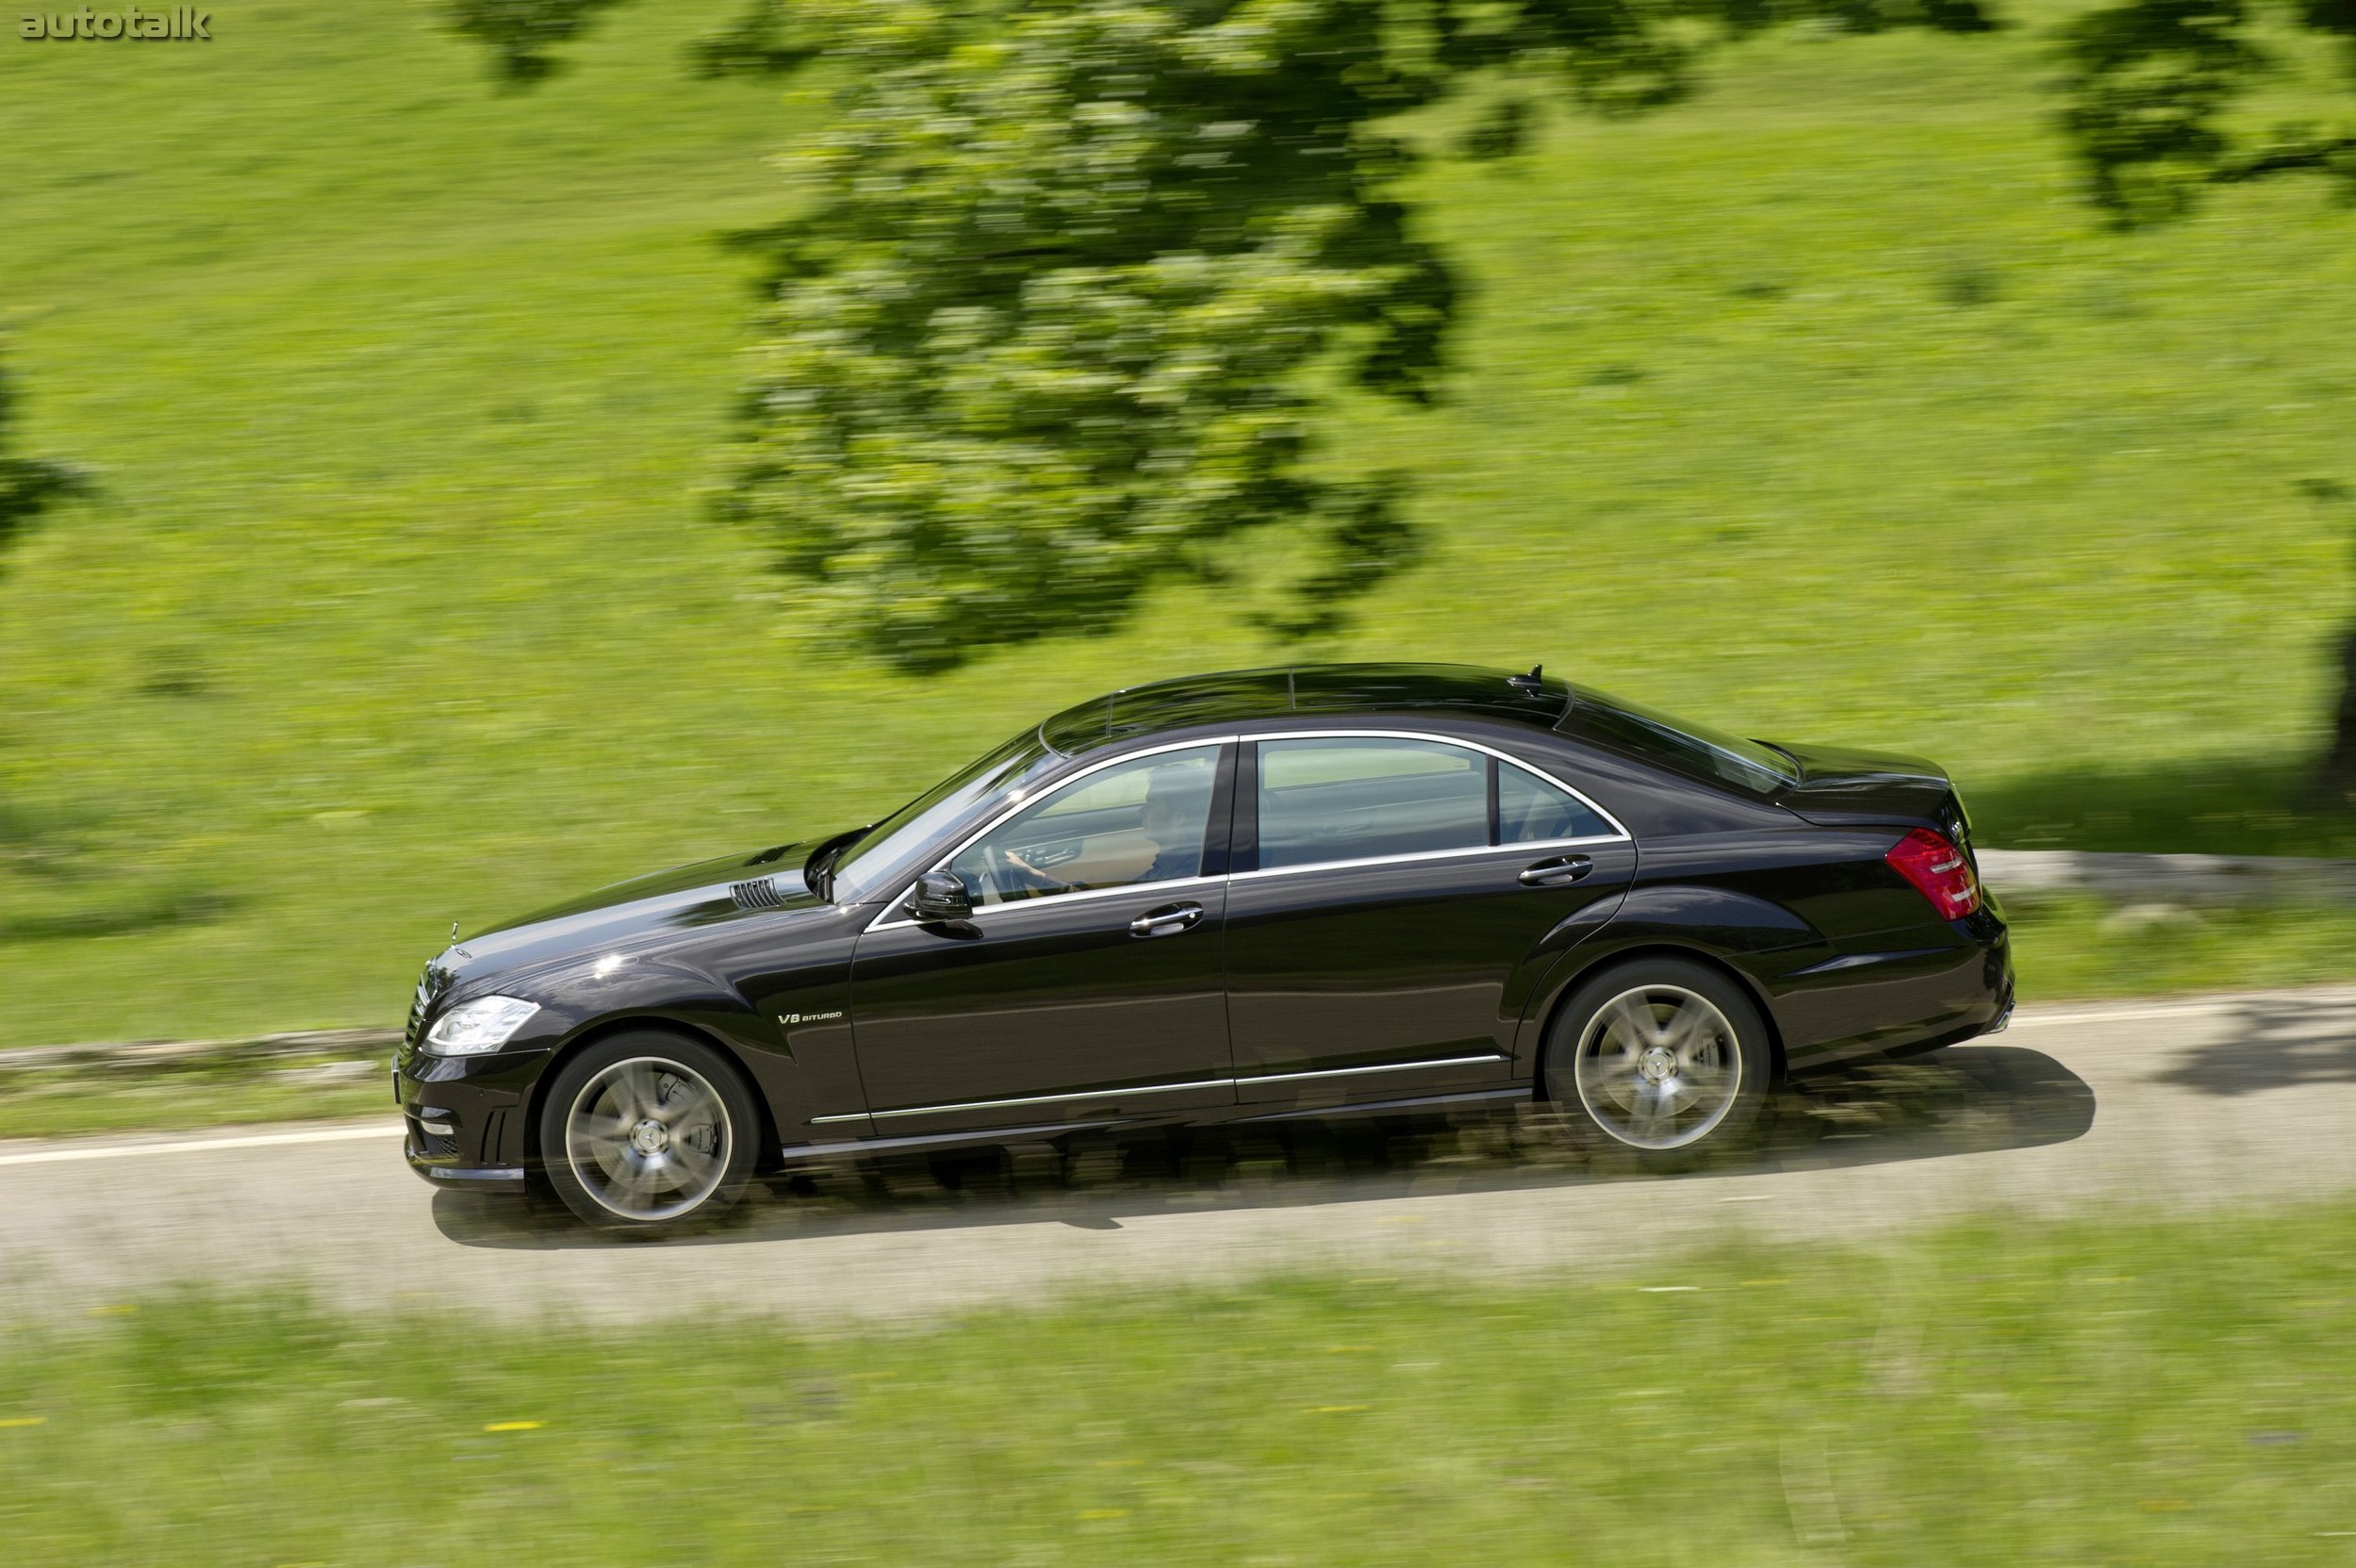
[5,0,2356,1049]
[6,1200,2356,1562]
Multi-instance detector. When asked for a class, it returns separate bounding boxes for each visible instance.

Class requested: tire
[1540,958,1773,1171]
[536,1031,761,1233]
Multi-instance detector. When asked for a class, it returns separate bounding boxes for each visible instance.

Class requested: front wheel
[1541,959,1773,1169]
[536,1032,760,1233]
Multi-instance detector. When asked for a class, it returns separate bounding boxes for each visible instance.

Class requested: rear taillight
[1886,828,1980,919]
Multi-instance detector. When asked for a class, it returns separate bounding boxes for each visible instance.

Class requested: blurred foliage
[450,0,1995,671]
[2060,0,2356,225]
[0,349,85,572]
[439,0,629,85]
[2053,0,2356,802]
[683,0,822,76]
[712,0,1466,668]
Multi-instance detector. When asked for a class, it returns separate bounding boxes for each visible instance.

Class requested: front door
[1224,733,1636,1106]
[848,741,1237,1131]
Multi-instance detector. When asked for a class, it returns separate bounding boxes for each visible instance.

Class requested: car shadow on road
[431,1044,2095,1250]
[2149,992,2356,1096]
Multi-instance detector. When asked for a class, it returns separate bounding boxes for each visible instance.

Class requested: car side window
[1496,760,1613,844]
[1258,737,1488,869]
[946,745,1221,907]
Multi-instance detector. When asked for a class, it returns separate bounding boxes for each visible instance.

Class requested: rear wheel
[537,1032,760,1233]
[1541,959,1772,1169]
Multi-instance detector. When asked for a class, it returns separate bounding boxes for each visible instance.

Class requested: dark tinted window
[1560,686,1795,795]
[1258,737,1488,869]
[1497,764,1613,843]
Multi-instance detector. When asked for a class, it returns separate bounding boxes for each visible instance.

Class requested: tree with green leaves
[2059,0,2355,225]
[2056,0,2356,802]
[442,0,628,85]
[0,349,85,577]
[445,0,1993,670]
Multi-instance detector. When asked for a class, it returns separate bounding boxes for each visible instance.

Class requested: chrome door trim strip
[816,1074,1230,1124]
[1230,1053,1509,1086]
[811,1053,1514,1125]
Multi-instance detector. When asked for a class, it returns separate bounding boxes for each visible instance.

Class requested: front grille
[731,876,785,911]
[405,958,452,1050]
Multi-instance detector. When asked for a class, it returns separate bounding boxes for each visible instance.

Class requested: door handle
[1129,900,1205,938]
[1519,854,1593,887]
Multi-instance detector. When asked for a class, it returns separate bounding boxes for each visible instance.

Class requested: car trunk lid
[1769,740,1972,845]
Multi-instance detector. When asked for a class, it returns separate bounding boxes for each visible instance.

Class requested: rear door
[848,741,1238,1131]
[1223,731,1635,1106]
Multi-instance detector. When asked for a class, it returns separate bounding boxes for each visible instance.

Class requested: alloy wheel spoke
[1577,1056,1639,1114]
[595,1161,645,1205]
[576,1139,625,1174]
[1606,995,1662,1049]
[577,1131,631,1168]
[1575,985,1743,1150]
[578,1108,634,1144]
[668,1137,721,1185]
[617,1064,665,1119]
[1661,999,1713,1060]
[1680,1055,1728,1092]
[568,1057,733,1220]
[654,1087,713,1131]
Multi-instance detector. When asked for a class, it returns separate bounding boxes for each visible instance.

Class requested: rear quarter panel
[1501,737,1991,1071]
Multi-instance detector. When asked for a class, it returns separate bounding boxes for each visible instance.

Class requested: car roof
[1041,663,1573,755]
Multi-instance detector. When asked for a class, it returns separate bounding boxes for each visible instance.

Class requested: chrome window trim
[1227,834,1621,883]
[866,871,1226,933]
[863,725,1629,933]
[809,1052,1512,1124]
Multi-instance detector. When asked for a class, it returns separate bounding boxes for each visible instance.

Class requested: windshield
[1565,686,1798,795]
[828,729,1061,903]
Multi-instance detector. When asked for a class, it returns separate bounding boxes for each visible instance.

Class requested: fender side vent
[731,876,785,911]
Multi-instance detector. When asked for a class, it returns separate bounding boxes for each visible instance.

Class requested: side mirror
[907,869,974,923]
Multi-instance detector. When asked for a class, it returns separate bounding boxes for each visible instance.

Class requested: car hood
[1768,740,1962,832]
[444,841,828,983]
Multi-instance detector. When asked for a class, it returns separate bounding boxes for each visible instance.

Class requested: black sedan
[397,664,2011,1231]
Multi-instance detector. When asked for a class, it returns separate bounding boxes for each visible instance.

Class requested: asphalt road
[6,988,2355,1325]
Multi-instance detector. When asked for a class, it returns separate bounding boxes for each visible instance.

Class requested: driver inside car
[996,762,1210,898]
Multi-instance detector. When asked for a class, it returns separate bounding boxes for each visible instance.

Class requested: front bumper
[394,1044,546,1190]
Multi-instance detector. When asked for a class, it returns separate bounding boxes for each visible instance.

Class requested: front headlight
[423,996,542,1056]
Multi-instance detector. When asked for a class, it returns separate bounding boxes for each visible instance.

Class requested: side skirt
[774,1086,1534,1165]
